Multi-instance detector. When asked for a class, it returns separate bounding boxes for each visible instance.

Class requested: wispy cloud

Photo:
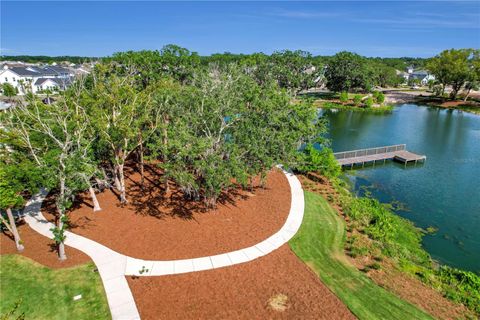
[269,9,343,19]
[350,17,479,29]
[0,48,15,55]
[265,7,478,29]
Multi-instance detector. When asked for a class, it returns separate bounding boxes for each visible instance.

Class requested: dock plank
[334,145,426,167]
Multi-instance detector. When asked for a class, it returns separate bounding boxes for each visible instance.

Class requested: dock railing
[333,144,406,160]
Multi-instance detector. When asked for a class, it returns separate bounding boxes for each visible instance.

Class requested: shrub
[436,266,480,315]
[433,85,443,96]
[339,91,349,104]
[370,262,382,270]
[2,83,16,97]
[365,97,374,108]
[376,92,385,104]
[296,144,341,178]
[353,95,362,106]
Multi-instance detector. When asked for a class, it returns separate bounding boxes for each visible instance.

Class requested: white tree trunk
[89,186,101,212]
[464,88,471,102]
[117,163,128,204]
[57,208,67,261]
[6,208,24,251]
[113,168,122,191]
[57,176,67,261]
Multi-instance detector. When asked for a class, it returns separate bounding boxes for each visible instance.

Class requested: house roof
[412,70,429,76]
[34,77,72,87]
[2,66,72,78]
[7,67,42,77]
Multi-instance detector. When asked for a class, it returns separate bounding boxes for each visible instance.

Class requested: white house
[409,70,435,86]
[0,65,75,94]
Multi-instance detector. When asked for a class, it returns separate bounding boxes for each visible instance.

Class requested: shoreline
[298,172,479,318]
[384,90,480,115]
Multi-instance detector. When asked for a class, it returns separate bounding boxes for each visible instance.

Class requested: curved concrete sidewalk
[23,168,304,319]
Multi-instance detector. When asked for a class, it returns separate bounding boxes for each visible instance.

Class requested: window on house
[5,77,7,82]
[13,77,16,81]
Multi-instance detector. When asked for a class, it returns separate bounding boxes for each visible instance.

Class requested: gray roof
[412,70,429,76]
[34,77,72,87]
[5,66,71,77]
[43,66,71,75]
[8,67,42,76]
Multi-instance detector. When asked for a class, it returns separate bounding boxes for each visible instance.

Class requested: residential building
[409,70,435,86]
[0,64,75,94]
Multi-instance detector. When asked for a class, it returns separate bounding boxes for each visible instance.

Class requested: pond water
[323,104,480,272]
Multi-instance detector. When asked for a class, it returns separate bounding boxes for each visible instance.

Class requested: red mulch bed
[0,222,91,269]
[127,245,356,320]
[42,165,291,260]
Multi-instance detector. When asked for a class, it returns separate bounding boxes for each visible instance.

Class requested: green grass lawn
[289,191,434,320]
[0,255,110,320]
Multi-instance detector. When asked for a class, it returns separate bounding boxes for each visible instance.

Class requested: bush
[296,144,341,178]
[436,266,480,315]
[342,196,430,266]
[433,85,443,96]
[353,95,362,106]
[2,83,16,97]
[376,92,385,104]
[365,97,374,108]
[339,91,349,104]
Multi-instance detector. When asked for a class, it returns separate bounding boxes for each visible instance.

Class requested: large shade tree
[427,48,474,99]
[325,51,371,92]
[84,63,162,203]
[3,91,94,260]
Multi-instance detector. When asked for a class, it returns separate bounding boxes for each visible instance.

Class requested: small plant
[365,97,374,108]
[339,91,349,104]
[376,92,385,104]
[353,94,362,106]
[50,215,69,245]
[139,265,149,274]
[370,262,381,270]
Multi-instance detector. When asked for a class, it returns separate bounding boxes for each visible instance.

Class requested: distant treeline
[2,53,426,70]
[201,52,426,69]
[0,55,97,64]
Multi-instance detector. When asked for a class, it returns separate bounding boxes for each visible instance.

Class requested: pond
[323,104,480,272]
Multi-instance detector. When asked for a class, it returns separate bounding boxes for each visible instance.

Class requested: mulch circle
[127,245,356,320]
[42,165,291,260]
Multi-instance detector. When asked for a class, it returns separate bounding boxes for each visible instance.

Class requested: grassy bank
[0,255,110,319]
[289,191,434,320]
[319,101,394,113]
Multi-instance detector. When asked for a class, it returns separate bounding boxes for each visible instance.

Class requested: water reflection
[324,104,480,272]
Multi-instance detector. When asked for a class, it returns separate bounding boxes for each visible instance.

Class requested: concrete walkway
[23,168,305,320]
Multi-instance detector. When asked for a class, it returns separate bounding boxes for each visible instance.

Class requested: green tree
[0,167,26,251]
[427,48,473,99]
[463,49,480,101]
[270,50,320,95]
[325,51,371,92]
[2,83,16,99]
[365,96,374,108]
[296,144,341,178]
[376,92,385,104]
[85,64,161,203]
[353,94,362,106]
[3,89,94,260]
[339,91,349,104]
[156,65,323,206]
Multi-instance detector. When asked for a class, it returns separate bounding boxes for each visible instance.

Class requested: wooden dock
[334,144,426,168]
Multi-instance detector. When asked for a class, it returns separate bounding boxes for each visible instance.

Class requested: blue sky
[1,1,479,57]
